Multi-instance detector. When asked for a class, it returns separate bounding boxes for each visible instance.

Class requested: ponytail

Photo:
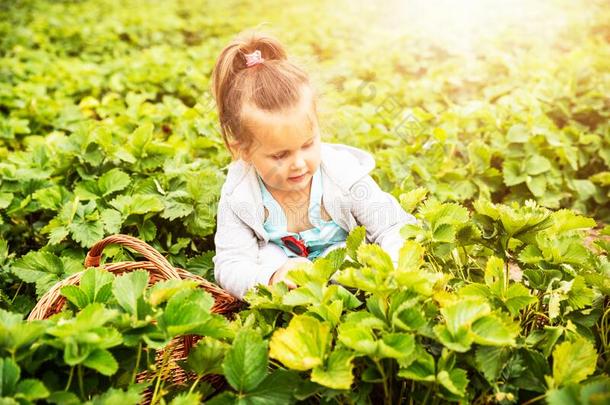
[210,30,312,158]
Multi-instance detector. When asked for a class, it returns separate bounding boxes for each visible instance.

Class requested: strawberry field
[1,0,609,403]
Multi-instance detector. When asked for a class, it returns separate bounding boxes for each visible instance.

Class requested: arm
[349,175,418,266]
[213,193,290,299]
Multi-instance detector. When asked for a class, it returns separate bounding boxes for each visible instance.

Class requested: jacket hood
[222,142,376,196]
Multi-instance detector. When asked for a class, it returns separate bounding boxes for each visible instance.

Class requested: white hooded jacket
[213,142,417,299]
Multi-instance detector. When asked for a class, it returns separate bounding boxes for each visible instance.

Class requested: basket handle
[84,234,181,280]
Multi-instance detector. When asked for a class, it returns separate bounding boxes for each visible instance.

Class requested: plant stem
[422,383,432,404]
[10,282,22,303]
[65,366,74,391]
[131,342,142,385]
[188,376,203,394]
[398,380,406,403]
[373,359,391,405]
[78,365,85,399]
[521,393,546,405]
[151,346,172,404]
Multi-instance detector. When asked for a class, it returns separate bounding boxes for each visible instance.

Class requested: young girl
[211,30,417,299]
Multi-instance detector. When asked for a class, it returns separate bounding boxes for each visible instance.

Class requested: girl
[211,30,417,299]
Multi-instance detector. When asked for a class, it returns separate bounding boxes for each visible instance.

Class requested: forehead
[242,87,316,152]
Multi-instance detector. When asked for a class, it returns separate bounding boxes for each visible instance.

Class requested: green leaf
[86,385,145,405]
[525,155,552,175]
[471,314,518,346]
[0,193,13,209]
[110,194,164,216]
[0,309,47,354]
[398,344,435,382]
[474,346,511,382]
[223,330,268,392]
[504,283,537,316]
[0,357,20,396]
[269,315,330,371]
[112,270,148,317]
[506,124,529,143]
[148,279,198,307]
[130,122,154,153]
[334,266,388,295]
[15,378,49,401]
[548,210,596,234]
[311,350,354,390]
[98,168,130,196]
[434,324,473,353]
[158,289,229,338]
[397,240,425,273]
[100,209,123,234]
[60,285,90,309]
[527,175,547,197]
[168,393,202,405]
[379,333,415,360]
[186,337,229,377]
[503,161,527,186]
[441,299,491,335]
[241,369,300,404]
[83,349,118,376]
[432,223,456,243]
[551,337,597,388]
[399,187,428,213]
[346,226,366,260]
[437,368,469,397]
[392,304,426,332]
[80,267,114,304]
[357,243,394,272]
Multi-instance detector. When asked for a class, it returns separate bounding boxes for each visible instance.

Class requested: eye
[271,152,287,160]
[303,141,314,148]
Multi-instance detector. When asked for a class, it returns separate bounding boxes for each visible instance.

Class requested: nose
[290,152,306,171]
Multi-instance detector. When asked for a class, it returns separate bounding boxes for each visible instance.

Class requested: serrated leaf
[269,315,330,371]
[112,270,148,317]
[98,168,130,196]
[475,346,511,382]
[100,209,122,234]
[110,194,164,216]
[158,289,229,338]
[186,337,229,377]
[432,223,456,243]
[506,124,529,143]
[311,350,354,390]
[223,329,268,392]
[357,243,394,272]
[548,210,596,234]
[471,314,518,346]
[0,192,13,209]
[15,378,49,401]
[437,368,469,397]
[148,279,198,307]
[525,155,552,175]
[0,357,20,396]
[551,337,597,387]
[346,226,366,260]
[60,285,90,309]
[397,240,424,272]
[399,187,428,213]
[83,349,118,376]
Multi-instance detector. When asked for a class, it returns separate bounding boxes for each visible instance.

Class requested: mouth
[288,172,308,182]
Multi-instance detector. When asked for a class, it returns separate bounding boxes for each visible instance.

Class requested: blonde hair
[210,30,315,159]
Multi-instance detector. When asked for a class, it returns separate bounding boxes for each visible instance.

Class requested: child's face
[240,88,321,197]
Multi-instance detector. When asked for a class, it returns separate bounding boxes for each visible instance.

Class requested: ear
[228,140,251,162]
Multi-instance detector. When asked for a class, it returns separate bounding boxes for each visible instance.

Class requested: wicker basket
[28,234,242,403]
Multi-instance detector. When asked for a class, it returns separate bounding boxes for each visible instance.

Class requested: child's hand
[269,257,311,289]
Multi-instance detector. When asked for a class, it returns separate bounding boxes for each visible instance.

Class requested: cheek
[262,161,289,184]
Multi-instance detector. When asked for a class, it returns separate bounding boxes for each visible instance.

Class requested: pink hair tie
[244,50,264,67]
